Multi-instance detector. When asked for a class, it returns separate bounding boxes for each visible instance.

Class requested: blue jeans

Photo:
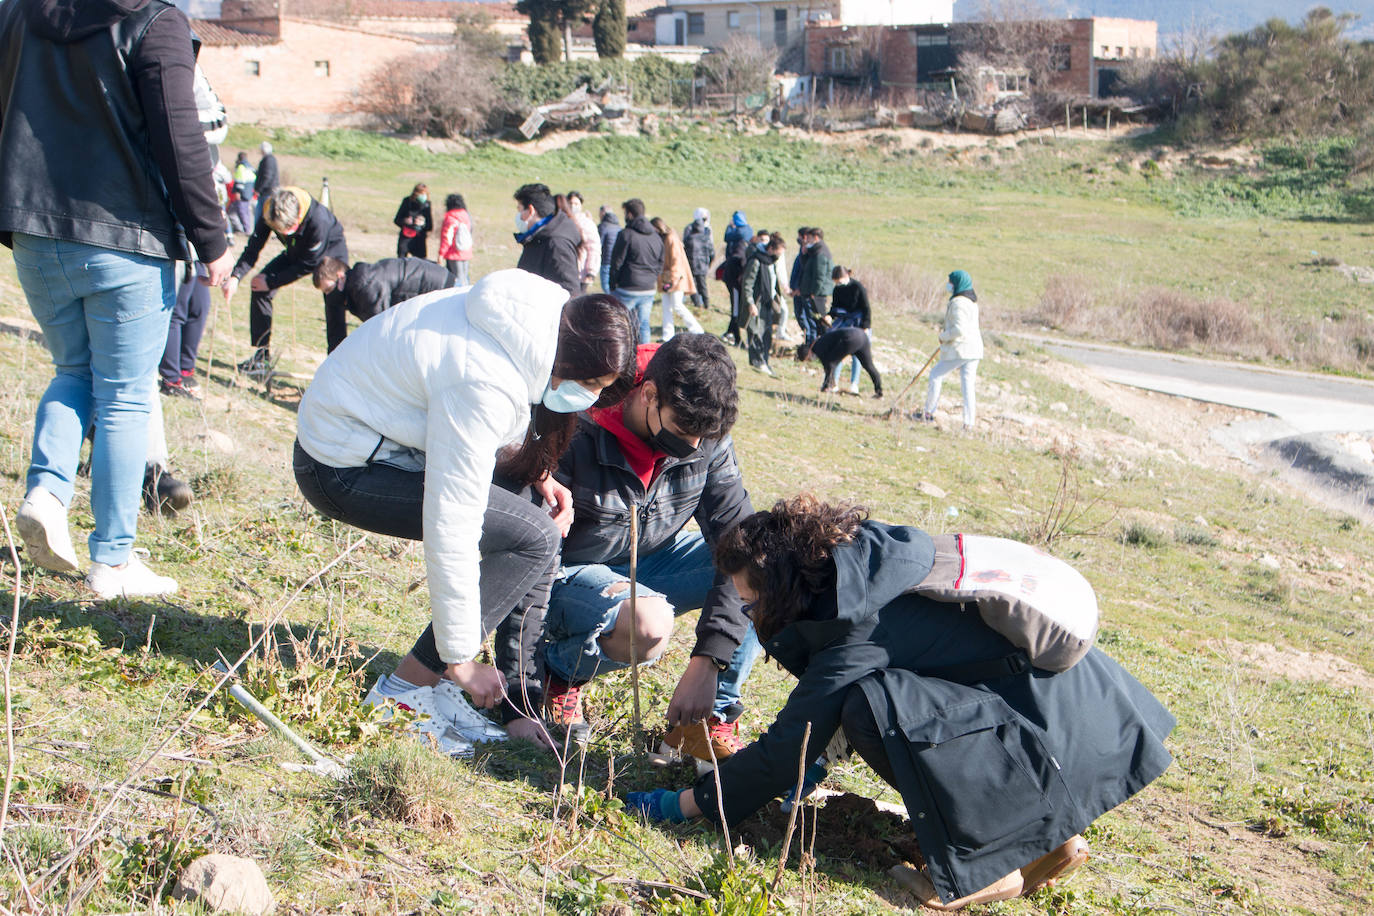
[614,288,656,344]
[543,530,761,718]
[12,234,173,565]
[599,263,611,294]
[794,296,819,345]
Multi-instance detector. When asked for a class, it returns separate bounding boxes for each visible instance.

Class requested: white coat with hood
[939,294,983,360]
[297,269,570,664]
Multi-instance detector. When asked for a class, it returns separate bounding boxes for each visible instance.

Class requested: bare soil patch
[1224,639,1374,694]
[737,792,924,873]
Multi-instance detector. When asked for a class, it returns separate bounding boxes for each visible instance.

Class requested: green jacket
[800,241,834,297]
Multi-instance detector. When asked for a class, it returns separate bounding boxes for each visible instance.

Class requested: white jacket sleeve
[422,381,522,665]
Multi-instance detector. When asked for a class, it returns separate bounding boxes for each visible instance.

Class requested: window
[687,12,705,36]
[1115,46,1124,57]
[1050,43,1071,71]
[245,60,260,76]
[314,60,330,77]
[1100,44,1109,55]
[827,46,849,71]
[727,11,739,29]
[917,33,949,47]
[773,8,787,45]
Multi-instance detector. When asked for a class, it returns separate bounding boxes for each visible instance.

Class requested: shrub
[354,39,509,138]
[697,34,777,99]
[1120,520,1169,548]
[1033,274,1096,330]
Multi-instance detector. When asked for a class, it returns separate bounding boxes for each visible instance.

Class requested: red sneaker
[543,674,589,745]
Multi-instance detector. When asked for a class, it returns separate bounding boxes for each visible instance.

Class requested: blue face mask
[541,379,600,413]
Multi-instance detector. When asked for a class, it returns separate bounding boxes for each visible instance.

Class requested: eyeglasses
[741,602,756,617]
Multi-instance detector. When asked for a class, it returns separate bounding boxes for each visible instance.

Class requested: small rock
[917,481,948,499]
[1257,555,1281,570]
[172,854,275,915]
[200,430,236,454]
[1091,478,1106,488]
[1049,401,1068,413]
[944,506,959,518]
[1193,515,1208,526]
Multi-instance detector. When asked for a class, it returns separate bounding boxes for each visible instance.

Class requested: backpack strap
[919,649,1030,685]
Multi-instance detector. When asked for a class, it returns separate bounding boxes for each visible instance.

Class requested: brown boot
[1020,834,1090,895]
[888,864,1023,911]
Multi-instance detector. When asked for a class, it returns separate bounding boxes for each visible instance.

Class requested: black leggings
[822,339,882,396]
[292,442,558,675]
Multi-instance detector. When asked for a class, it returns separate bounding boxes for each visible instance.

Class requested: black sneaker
[235,348,272,381]
[143,465,193,515]
[159,378,199,399]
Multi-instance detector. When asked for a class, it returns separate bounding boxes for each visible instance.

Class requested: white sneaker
[16,487,80,573]
[85,549,176,599]
[432,681,508,745]
[362,682,475,758]
[848,384,861,395]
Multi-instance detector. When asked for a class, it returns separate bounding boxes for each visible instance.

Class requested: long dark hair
[714,494,867,640]
[497,294,638,484]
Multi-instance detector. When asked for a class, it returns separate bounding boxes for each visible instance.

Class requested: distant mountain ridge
[953,2,1374,40]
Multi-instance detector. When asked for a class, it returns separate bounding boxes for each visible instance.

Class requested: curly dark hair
[497,294,637,485]
[642,333,738,438]
[714,494,867,641]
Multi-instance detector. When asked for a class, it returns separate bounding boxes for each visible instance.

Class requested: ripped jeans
[542,530,761,718]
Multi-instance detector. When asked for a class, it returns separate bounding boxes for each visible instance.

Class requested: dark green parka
[693,521,1175,904]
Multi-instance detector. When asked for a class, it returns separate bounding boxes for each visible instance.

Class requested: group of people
[1,0,1166,910]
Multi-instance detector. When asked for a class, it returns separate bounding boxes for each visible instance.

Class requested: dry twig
[0,507,24,849]
[772,720,813,892]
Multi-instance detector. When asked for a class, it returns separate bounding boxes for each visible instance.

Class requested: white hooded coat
[296,269,569,664]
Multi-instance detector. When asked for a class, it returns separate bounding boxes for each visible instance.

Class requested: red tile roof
[192,20,279,46]
[290,0,521,19]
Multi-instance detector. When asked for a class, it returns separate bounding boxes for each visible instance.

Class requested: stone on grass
[917,481,948,499]
[172,854,275,915]
[1257,555,1281,570]
[200,430,236,454]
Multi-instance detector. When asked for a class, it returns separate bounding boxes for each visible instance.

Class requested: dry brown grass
[1025,274,1374,372]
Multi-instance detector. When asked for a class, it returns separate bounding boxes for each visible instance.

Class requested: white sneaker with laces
[16,487,80,573]
[85,549,176,599]
[432,681,508,745]
[362,682,476,758]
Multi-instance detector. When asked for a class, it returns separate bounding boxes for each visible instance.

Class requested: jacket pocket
[896,689,1055,851]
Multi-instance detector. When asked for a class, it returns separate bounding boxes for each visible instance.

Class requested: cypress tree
[593,0,626,60]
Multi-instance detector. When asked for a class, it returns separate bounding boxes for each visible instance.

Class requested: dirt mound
[1226,640,1374,694]
[737,792,924,872]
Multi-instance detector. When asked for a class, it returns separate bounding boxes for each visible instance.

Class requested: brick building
[804,17,1156,98]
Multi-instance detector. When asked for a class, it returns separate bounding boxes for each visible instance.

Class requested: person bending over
[225,186,349,371]
[629,495,1176,911]
[797,327,883,399]
[294,270,637,756]
[312,256,455,333]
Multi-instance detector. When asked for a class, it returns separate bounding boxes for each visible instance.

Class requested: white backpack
[909,534,1100,673]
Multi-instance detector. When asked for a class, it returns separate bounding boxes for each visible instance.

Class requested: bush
[1033,274,1096,329]
[698,34,776,99]
[354,39,509,138]
[592,0,626,59]
[501,57,695,108]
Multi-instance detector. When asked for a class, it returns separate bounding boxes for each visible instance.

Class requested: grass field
[0,126,1371,914]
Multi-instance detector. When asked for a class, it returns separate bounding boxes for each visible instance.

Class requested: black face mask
[648,403,698,460]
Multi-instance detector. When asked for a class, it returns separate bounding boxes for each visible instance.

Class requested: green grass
[0,128,1371,913]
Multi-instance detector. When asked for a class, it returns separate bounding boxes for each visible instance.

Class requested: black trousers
[841,685,897,787]
[249,253,350,352]
[292,442,558,685]
[690,271,711,309]
[397,232,428,259]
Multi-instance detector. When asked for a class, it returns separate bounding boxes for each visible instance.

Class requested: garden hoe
[881,347,941,420]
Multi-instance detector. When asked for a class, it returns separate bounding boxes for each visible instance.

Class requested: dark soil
[737,792,925,872]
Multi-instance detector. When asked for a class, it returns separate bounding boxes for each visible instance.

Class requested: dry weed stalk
[700,720,733,866]
[34,534,369,900]
[0,508,22,850]
[771,720,813,894]
[1013,451,1110,548]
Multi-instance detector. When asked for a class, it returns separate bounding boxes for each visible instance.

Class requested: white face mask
[541,378,600,413]
[515,212,529,233]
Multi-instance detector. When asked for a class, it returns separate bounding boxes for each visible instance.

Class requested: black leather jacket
[0,0,226,262]
[344,257,453,321]
[515,209,582,297]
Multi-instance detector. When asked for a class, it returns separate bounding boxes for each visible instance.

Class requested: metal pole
[212,661,345,777]
[883,346,940,418]
[627,509,643,752]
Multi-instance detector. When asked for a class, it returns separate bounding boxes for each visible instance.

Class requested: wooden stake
[628,509,643,752]
[772,720,813,891]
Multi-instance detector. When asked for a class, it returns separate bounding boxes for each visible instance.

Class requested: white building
[656,0,952,50]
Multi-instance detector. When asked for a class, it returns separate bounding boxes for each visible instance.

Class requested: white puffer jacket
[297,269,569,664]
[939,294,983,360]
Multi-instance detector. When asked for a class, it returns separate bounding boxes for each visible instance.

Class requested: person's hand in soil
[665,655,719,726]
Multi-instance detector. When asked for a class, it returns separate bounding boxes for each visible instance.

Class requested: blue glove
[626,788,686,823]
[780,762,829,814]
